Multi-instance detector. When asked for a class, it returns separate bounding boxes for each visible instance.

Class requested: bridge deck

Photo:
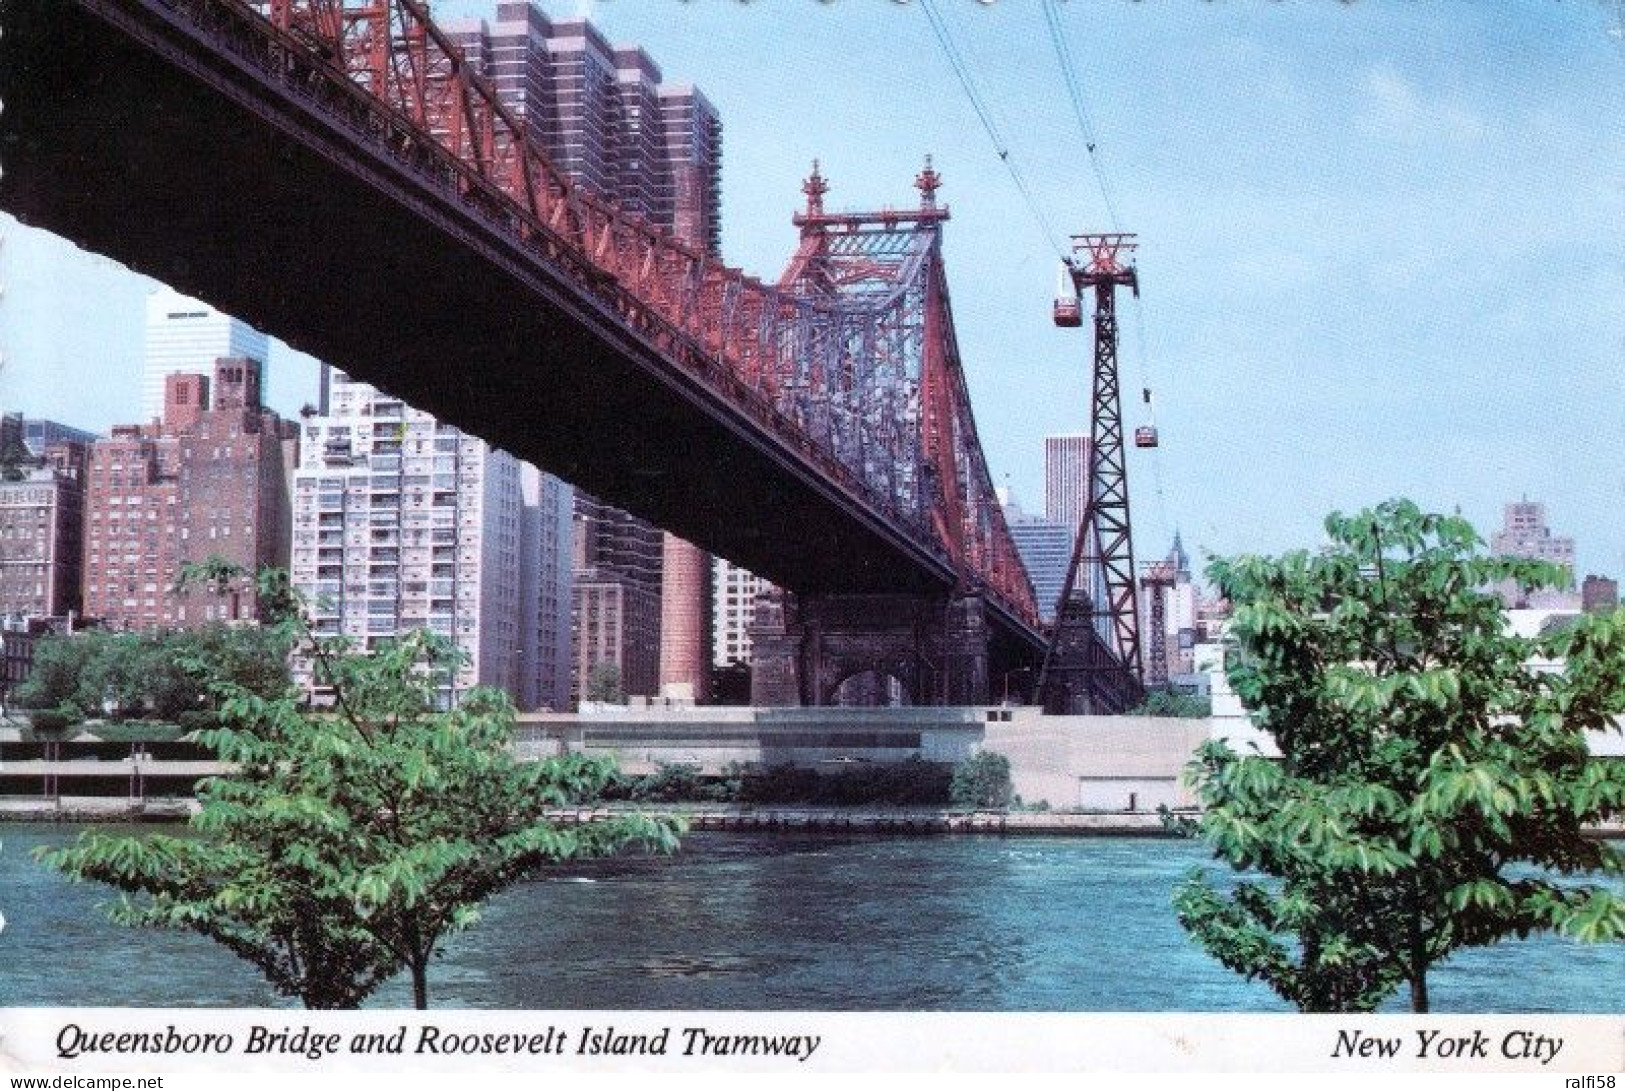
[0,0,1043,656]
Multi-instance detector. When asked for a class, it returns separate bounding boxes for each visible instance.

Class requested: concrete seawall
[0,797,1180,833]
[7,798,1622,838]
[547,805,1184,836]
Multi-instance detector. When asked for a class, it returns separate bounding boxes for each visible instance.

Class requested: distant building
[711,557,772,670]
[658,83,723,254]
[445,2,722,250]
[83,360,296,630]
[290,370,572,710]
[141,286,268,425]
[1491,499,1579,608]
[572,492,663,703]
[1582,574,1618,615]
[1044,434,1091,531]
[520,464,576,712]
[21,419,98,457]
[1139,532,1199,683]
[0,436,87,620]
[1002,493,1073,625]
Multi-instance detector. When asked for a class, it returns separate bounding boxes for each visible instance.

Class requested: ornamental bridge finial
[915,155,942,209]
[802,160,828,218]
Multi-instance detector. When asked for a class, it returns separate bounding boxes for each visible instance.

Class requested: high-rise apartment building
[0,436,87,620]
[521,463,575,711]
[83,425,180,630]
[448,2,723,703]
[290,370,571,710]
[658,83,723,255]
[1045,434,1091,531]
[711,557,772,670]
[141,287,269,425]
[1491,499,1579,608]
[572,492,662,702]
[447,3,722,249]
[84,361,296,630]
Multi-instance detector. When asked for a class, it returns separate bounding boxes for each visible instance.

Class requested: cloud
[1357,62,1488,147]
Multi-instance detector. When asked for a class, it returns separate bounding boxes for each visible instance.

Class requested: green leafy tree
[16,625,290,724]
[950,751,1014,810]
[1131,690,1212,718]
[41,573,678,1008]
[1175,500,1625,1012]
[585,660,625,704]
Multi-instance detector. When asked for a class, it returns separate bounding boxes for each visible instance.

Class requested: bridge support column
[748,588,803,707]
[748,589,991,707]
[941,592,990,706]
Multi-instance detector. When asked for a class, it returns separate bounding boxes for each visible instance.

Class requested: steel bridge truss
[164,0,1041,626]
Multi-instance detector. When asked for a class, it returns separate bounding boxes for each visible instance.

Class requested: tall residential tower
[290,370,573,709]
[448,1,724,703]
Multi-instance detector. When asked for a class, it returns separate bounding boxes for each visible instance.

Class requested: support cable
[920,0,1068,259]
[1041,0,1121,232]
[1043,0,1176,553]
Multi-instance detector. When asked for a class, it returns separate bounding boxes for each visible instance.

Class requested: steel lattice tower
[1039,233,1145,713]
[1140,560,1175,690]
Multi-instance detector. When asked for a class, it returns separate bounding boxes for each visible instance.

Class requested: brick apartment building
[83,360,296,629]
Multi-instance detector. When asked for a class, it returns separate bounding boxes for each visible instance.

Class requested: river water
[1,825,1619,1011]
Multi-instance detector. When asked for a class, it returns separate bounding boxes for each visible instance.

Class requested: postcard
[0,0,1620,1079]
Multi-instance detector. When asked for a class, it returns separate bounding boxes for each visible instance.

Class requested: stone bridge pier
[749,588,990,707]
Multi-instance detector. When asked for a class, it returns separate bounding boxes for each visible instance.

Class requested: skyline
[1,0,1620,582]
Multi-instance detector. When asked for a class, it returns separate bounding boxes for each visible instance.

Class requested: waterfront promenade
[4,703,1623,830]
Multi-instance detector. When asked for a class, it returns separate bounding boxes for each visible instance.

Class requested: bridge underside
[0,0,1045,686]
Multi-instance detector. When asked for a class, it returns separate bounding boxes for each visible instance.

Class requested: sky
[1,0,1621,582]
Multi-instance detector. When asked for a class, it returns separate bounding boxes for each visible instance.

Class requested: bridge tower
[1139,560,1176,690]
[1039,233,1146,714]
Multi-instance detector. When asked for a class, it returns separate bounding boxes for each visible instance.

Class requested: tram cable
[919,0,1069,260]
[1042,0,1175,542]
[1041,0,1122,232]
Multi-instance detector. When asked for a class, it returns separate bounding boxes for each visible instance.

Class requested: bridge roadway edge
[0,0,1042,657]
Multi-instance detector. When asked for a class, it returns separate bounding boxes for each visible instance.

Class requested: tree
[1130,690,1212,718]
[584,660,625,704]
[16,625,290,724]
[1175,500,1625,1012]
[950,751,1014,810]
[40,572,678,1008]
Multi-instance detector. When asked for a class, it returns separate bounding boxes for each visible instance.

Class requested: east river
[1,825,1620,1011]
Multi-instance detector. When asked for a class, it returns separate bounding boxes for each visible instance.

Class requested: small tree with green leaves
[584,660,625,704]
[1131,690,1212,718]
[41,571,678,1008]
[950,750,1014,810]
[1175,500,1625,1012]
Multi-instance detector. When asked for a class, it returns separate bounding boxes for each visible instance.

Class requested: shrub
[950,751,1014,810]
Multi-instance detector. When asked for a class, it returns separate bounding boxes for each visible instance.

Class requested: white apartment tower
[711,557,772,669]
[142,287,268,424]
[1045,433,1091,531]
[290,370,572,709]
[521,463,575,711]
